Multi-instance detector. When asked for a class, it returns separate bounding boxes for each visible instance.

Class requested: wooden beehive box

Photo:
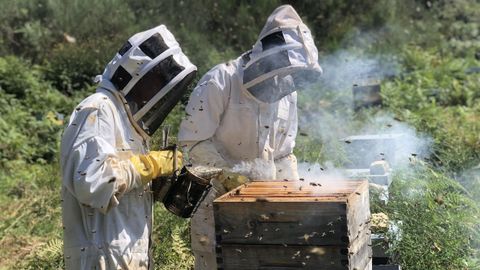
[213,180,372,270]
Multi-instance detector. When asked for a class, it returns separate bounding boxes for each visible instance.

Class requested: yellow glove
[218,171,249,191]
[130,150,183,185]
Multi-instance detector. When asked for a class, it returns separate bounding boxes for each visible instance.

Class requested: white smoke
[318,50,399,92]
[296,113,433,183]
[456,165,480,200]
[355,113,432,168]
[230,31,431,183]
[231,158,276,180]
[297,161,347,182]
[297,48,431,181]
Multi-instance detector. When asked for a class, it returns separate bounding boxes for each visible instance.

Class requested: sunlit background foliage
[0,0,479,269]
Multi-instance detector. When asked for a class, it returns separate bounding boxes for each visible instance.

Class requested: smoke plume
[297,48,431,180]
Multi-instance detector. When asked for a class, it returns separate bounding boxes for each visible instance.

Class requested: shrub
[42,40,119,95]
[151,206,193,269]
[380,164,480,270]
[382,47,480,171]
[0,56,84,164]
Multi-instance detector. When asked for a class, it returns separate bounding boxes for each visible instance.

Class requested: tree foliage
[0,0,479,269]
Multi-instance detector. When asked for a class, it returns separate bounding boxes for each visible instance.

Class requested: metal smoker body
[152,126,219,218]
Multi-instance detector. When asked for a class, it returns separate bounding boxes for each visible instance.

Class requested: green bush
[151,206,193,269]
[0,0,55,60]
[0,56,39,98]
[380,164,480,269]
[0,56,82,164]
[382,47,480,171]
[43,40,119,94]
[0,1,479,269]
[47,0,135,41]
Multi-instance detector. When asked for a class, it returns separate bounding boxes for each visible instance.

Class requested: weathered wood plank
[216,180,367,202]
[214,180,371,270]
[346,182,371,241]
[218,238,371,270]
[219,244,347,270]
[214,201,350,246]
[214,180,370,246]
[349,228,372,270]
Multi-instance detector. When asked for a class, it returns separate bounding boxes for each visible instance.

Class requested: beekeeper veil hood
[243,5,322,103]
[96,25,197,137]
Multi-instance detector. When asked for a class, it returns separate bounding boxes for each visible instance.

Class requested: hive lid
[215,179,368,203]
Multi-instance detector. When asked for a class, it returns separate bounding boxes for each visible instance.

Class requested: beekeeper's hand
[218,170,249,191]
[130,150,183,185]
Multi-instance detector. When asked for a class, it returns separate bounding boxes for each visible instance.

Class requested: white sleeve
[60,102,140,214]
[178,68,231,168]
[178,70,228,143]
[275,153,299,180]
[184,140,229,169]
[275,92,298,159]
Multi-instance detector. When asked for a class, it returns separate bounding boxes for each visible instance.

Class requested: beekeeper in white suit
[60,25,196,269]
[178,5,322,269]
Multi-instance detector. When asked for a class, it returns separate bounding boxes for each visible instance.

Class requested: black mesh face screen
[124,55,185,115]
[118,41,132,56]
[247,69,321,103]
[261,31,286,51]
[139,33,170,59]
[111,65,133,90]
[247,75,295,103]
[155,55,185,83]
[243,50,291,84]
[142,70,196,135]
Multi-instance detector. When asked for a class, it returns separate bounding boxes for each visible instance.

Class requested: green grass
[374,163,480,269]
[1,0,480,269]
[0,161,195,269]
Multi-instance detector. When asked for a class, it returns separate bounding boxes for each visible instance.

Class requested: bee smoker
[163,165,218,218]
[152,126,220,218]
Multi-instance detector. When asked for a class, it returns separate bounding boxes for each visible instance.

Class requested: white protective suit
[60,25,196,270]
[177,5,322,270]
[60,89,151,269]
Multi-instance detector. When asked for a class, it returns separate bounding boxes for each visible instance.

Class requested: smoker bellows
[213,180,372,270]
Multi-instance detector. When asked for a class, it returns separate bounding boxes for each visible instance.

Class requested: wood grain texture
[214,180,370,246]
[218,234,371,270]
[214,180,372,270]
